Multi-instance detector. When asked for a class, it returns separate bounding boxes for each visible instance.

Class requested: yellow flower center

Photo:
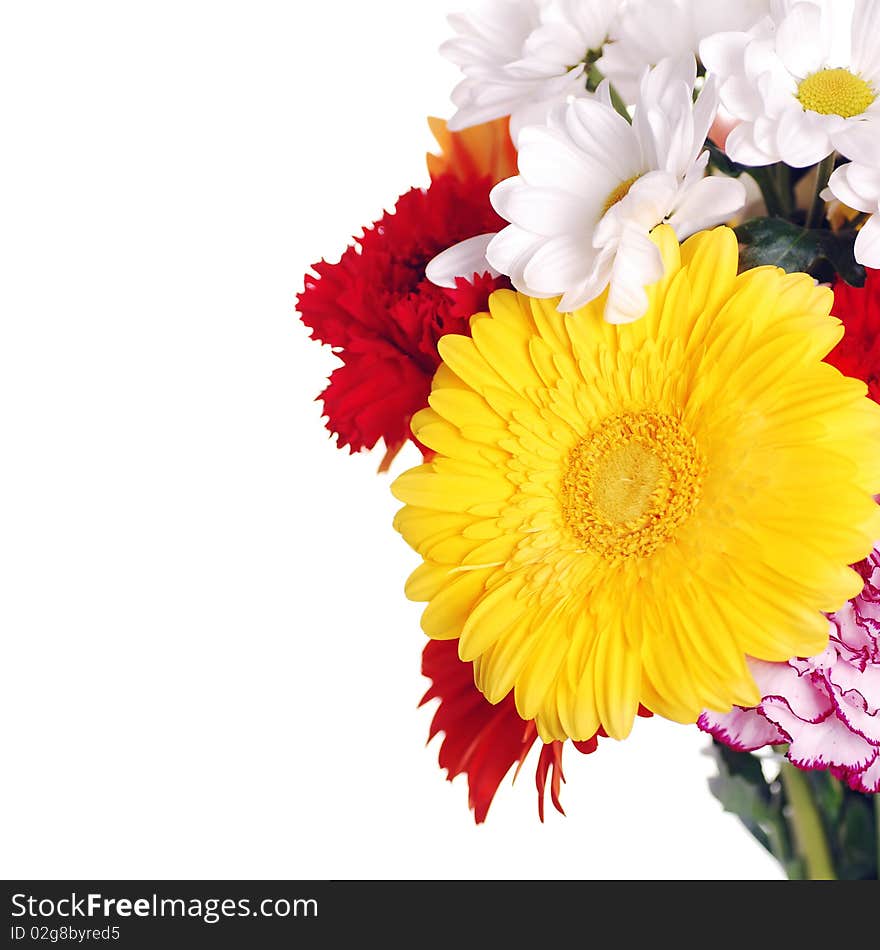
[561,411,705,560]
[796,68,875,118]
[602,176,639,216]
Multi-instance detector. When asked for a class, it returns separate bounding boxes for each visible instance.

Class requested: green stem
[780,763,836,880]
[774,163,793,218]
[805,153,836,229]
[749,167,784,218]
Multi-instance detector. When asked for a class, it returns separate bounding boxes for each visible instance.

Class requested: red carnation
[827,268,880,403]
[297,174,508,469]
[421,638,652,823]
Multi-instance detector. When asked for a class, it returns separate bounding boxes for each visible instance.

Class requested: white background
[0,0,784,879]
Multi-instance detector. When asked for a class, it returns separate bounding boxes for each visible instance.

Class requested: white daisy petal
[827,162,880,213]
[854,213,880,267]
[508,78,593,142]
[564,97,642,172]
[754,58,798,115]
[698,0,773,36]
[447,88,522,130]
[601,0,770,104]
[441,0,624,131]
[591,77,615,111]
[826,158,880,269]
[491,177,600,235]
[594,43,643,105]
[485,54,726,323]
[700,0,875,165]
[844,162,880,202]
[486,225,547,288]
[700,30,751,77]
[642,54,698,105]
[513,126,611,200]
[666,175,748,238]
[691,74,722,163]
[543,0,621,50]
[719,75,766,122]
[832,116,880,166]
[725,122,778,165]
[775,1,826,77]
[426,234,500,289]
[776,107,835,167]
[617,171,679,230]
[850,0,880,83]
[522,235,595,293]
[574,243,617,306]
[447,4,540,59]
[752,114,780,155]
[522,25,590,71]
[604,225,665,324]
[557,283,590,312]
[639,83,697,177]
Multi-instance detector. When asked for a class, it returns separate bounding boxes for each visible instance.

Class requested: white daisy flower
[477,56,746,323]
[824,159,880,266]
[442,0,623,139]
[700,0,880,168]
[598,0,770,104]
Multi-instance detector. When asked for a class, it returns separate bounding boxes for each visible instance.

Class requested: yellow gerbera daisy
[391,225,880,743]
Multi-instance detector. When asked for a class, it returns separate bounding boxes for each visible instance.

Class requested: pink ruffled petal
[766,698,875,772]
[698,706,786,751]
[833,602,879,657]
[828,660,880,716]
[747,657,834,722]
[704,545,880,786]
[847,753,880,794]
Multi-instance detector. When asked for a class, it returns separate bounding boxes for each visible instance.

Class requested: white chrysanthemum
[479,57,745,323]
[700,0,880,167]
[824,159,880,266]
[442,0,622,138]
[598,0,770,104]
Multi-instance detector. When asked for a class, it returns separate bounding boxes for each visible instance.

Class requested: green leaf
[713,740,770,793]
[735,217,866,287]
[707,742,809,878]
[708,743,779,861]
[709,771,773,853]
[736,218,821,273]
[818,230,866,287]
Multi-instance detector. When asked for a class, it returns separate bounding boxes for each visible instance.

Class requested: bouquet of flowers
[296,0,880,879]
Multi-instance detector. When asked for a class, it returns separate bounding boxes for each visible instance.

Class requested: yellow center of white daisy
[796,68,875,118]
[561,411,705,559]
[602,176,640,216]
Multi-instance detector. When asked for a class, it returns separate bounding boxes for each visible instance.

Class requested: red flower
[421,639,652,823]
[827,268,880,403]
[296,174,508,469]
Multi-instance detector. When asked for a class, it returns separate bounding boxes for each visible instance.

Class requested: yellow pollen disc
[602,175,639,215]
[561,411,706,560]
[796,68,875,118]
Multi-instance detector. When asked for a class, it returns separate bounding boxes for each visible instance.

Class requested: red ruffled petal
[319,349,429,455]
[297,175,509,462]
[827,268,880,403]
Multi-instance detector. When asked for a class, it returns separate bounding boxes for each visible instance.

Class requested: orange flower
[426,116,517,186]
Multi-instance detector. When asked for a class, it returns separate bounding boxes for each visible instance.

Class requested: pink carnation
[699,547,880,794]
